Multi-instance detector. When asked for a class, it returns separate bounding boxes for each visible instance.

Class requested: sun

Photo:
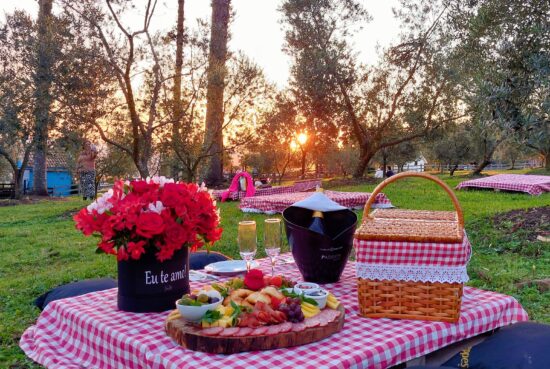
[297,132,308,145]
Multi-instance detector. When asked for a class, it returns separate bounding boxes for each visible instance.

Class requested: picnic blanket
[456,174,550,195]
[240,190,392,214]
[212,179,321,201]
[20,255,528,369]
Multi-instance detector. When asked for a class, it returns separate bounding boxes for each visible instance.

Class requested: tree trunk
[353,149,375,179]
[544,153,550,170]
[33,0,54,196]
[137,154,150,178]
[171,0,185,180]
[449,164,458,176]
[382,155,387,178]
[472,159,491,175]
[472,138,503,175]
[203,0,230,186]
[13,170,21,199]
[300,149,306,179]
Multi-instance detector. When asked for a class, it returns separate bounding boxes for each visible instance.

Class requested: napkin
[291,191,346,212]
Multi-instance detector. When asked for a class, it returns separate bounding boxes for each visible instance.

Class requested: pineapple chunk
[224,305,234,317]
[326,293,340,309]
[217,317,233,328]
[301,307,320,318]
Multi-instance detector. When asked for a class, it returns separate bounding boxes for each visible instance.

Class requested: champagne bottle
[308,210,325,235]
[308,187,326,234]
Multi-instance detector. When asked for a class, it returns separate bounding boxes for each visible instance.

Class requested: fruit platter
[165,269,344,354]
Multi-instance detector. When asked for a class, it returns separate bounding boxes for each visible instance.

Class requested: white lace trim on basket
[356,263,469,283]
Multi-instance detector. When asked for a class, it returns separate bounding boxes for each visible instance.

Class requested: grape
[287,310,295,318]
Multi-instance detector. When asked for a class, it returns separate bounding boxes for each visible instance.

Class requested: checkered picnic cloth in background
[456,174,550,195]
[240,190,392,214]
[212,179,322,201]
[20,255,528,369]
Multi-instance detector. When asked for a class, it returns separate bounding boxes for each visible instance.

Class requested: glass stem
[271,257,275,276]
[246,260,251,272]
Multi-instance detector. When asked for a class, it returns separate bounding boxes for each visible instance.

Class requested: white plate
[204,260,259,275]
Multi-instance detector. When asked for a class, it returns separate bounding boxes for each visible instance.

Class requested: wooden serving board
[165,304,345,354]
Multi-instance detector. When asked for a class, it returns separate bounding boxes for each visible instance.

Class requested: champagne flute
[238,220,257,272]
[264,218,282,276]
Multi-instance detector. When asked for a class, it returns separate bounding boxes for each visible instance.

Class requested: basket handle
[364,171,464,228]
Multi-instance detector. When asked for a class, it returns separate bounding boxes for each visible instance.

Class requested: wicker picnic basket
[354,172,469,323]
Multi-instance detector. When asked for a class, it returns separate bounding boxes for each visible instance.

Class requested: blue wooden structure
[19,149,74,197]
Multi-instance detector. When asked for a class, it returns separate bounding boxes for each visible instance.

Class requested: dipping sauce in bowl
[303,288,328,309]
[295,282,320,293]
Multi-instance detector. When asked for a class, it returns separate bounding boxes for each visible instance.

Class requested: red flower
[135,212,165,238]
[131,180,153,194]
[117,246,129,261]
[74,177,223,262]
[127,240,146,260]
[98,240,116,255]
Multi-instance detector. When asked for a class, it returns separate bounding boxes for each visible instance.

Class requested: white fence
[400,161,542,172]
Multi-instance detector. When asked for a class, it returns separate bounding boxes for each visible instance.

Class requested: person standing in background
[386,166,395,178]
[77,140,98,200]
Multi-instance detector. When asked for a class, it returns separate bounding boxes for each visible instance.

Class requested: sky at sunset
[1,0,401,87]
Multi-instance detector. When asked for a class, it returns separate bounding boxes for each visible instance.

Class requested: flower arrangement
[74,176,223,262]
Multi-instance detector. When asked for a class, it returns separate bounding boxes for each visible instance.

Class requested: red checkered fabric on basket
[212,179,321,201]
[354,234,471,267]
[456,174,550,195]
[20,255,528,369]
[240,190,392,214]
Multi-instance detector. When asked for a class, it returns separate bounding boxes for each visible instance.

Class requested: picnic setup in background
[18,171,550,369]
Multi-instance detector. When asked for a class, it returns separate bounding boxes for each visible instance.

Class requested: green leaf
[281,289,318,306]
[201,309,222,324]
[300,293,318,306]
[230,300,243,325]
[211,283,229,298]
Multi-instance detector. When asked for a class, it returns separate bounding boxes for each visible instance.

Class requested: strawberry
[269,295,284,309]
[269,275,283,287]
[244,269,265,291]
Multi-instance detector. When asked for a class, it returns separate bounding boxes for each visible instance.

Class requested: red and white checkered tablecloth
[355,235,471,267]
[354,235,471,283]
[456,174,550,195]
[212,180,321,201]
[20,256,528,369]
[240,190,393,214]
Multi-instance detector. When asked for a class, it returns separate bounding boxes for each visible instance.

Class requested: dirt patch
[0,196,68,207]
[493,207,550,241]
[57,208,80,220]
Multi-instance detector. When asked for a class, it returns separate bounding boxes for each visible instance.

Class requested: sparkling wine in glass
[238,220,257,272]
[264,218,282,276]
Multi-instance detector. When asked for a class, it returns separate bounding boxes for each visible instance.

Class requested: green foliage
[443,0,550,172]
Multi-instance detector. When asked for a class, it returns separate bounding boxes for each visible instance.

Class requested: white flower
[147,176,175,188]
[147,200,165,214]
[199,182,208,192]
[87,190,114,215]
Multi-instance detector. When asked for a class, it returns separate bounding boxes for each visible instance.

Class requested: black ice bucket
[283,206,357,284]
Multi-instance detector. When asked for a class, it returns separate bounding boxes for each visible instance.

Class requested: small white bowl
[176,299,222,322]
[281,286,303,295]
[304,289,328,309]
[295,282,320,293]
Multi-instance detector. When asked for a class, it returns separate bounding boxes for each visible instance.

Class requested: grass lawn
[1,169,549,368]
